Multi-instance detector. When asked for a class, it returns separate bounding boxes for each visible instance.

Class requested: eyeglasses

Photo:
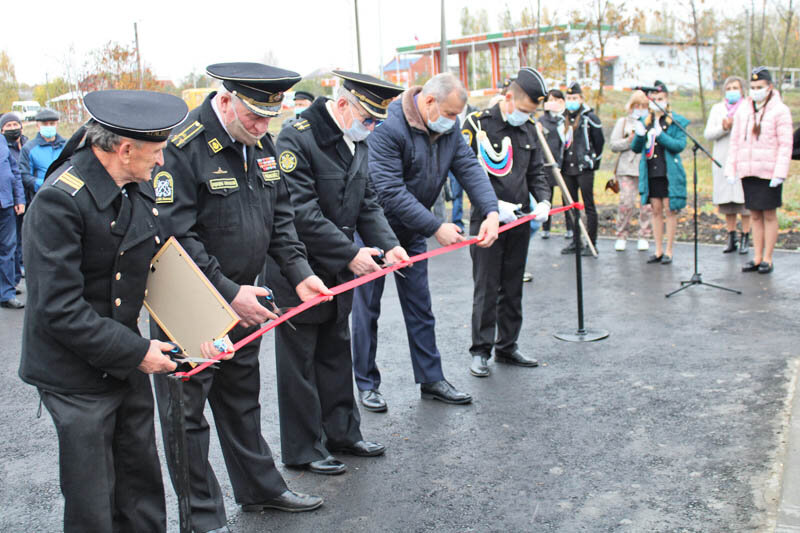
[351,103,383,128]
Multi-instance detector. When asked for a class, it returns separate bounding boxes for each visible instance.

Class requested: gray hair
[335,86,361,106]
[86,122,124,152]
[421,73,467,104]
[722,76,746,96]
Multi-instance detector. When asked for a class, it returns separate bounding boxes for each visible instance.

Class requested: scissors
[165,342,221,366]
[259,285,297,331]
[371,247,407,278]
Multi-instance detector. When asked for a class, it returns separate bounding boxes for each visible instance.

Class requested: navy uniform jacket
[151,92,313,305]
[461,104,550,211]
[263,97,399,323]
[19,147,158,393]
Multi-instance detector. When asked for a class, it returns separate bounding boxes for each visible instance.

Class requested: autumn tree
[0,51,19,111]
[460,7,491,88]
[33,77,72,105]
[80,41,161,92]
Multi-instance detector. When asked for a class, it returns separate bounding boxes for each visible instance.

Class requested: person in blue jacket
[1,112,27,284]
[631,81,688,265]
[19,108,65,197]
[0,137,25,308]
[351,73,499,410]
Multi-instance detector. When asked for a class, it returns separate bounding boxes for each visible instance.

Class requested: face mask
[548,110,564,118]
[40,125,57,138]
[751,87,769,103]
[344,105,371,142]
[725,90,741,104]
[565,101,581,113]
[426,101,456,133]
[295,107,306,118]
[507,100,531,127]
[631,109,648,119]
[649,101,665,113]
[3,129,21,142]
[227,96,266,146]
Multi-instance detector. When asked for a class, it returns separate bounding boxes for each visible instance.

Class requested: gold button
[120,251,124,256]
[110,221,116,228]
[115,298,121,307]
[152,208,159,216]
[144,289,148,297]
[526,145,530,149]
[115,272,121,281]
[155,236,161,244]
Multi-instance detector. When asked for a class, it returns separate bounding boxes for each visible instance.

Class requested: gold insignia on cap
[279,151,298,173]
[752,74,758,80]
[208,138,223,153]
[349,89,392,110]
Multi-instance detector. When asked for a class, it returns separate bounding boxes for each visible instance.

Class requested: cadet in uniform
[151,63,331,533]
[461,68,552,377]
[18,90,187,532]
[263,71,407,475]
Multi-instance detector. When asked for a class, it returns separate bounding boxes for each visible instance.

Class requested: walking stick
[533,121,598,257]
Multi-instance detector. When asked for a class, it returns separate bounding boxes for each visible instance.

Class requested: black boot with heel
[738,232,750,255]
[723,231,737,254]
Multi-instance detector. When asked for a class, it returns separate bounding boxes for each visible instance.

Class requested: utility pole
[378,0,384,79]
[440,0,449,73]
[134,22,143,89]
[354,0,363,73]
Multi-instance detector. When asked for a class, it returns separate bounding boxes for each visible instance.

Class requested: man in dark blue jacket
[352,73,499,409]
[0,135,25,308]
[1,112,27,286]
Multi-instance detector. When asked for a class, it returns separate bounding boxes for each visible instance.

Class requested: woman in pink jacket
[725,67,793,274]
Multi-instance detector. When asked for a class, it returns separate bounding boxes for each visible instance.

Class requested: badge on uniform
[279,151,297,173]
[153,171,174,204]
[208,138,223,153]
[257,157,277,172]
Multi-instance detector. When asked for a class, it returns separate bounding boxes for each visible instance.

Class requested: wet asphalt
[1,234,798,532]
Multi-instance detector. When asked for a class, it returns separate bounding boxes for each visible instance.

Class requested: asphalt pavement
[1,234,799,532]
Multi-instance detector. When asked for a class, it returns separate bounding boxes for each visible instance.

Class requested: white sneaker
[614,239,626,251]
[637,239,649,251]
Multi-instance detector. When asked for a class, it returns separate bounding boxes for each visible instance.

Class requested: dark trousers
[154,333,287,533]
[563,171,597,243]
[351,232,445,391]
[39,373,166,533]
[470,222,529,357]
[0,206,16,301]
[14,212,22,284]
[275,317,363,465]
[541,186,573,233]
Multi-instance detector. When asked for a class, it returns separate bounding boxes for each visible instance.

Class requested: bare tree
[687,0,707,124]
[776,0,796,88]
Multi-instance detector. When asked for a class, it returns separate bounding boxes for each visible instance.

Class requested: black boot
[738,232,750,255]
[722,231,737,253]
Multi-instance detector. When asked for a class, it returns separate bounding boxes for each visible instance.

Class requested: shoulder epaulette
[292,119,311,131]
[170,121,204,149]
[470,111,482,119]
[52,168,84,196]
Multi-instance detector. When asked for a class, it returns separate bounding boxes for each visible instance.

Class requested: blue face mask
[565,101,581,113]
[294,106,307,117]
[40,125,57,138]
[426,101,456,133]
[507,108,531,127]
[725,90,741,104]
[344,106,371,142]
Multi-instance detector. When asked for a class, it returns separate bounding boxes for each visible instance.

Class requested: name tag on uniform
[208,178,238,190]
[262,170,280,182]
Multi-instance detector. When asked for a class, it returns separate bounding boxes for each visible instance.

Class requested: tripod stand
[663,125,741,297]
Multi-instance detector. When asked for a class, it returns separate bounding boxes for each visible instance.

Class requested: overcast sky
[3,0,746,86]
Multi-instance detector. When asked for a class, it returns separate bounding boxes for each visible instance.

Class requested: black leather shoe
[581,244,596,256]
[646,254,663,264]
[203,527,231,533]
[241,490,324,512]
[561,241,578,254]
[758,261,773,274]
[723,231,737,253]
[742,260,759,272]
[332,440,385,457]
[469,355,490,377]
[420,380,472,404]
[739,232,750,255]
[495,350,539,367]
[358,389,387,412]
[0,298,24,309]
[660,255,672,265]
[306,456,347,475]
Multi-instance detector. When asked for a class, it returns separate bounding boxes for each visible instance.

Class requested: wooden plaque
[144,236,240,359]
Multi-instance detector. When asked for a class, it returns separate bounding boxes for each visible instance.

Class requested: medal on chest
[476,130,513,177]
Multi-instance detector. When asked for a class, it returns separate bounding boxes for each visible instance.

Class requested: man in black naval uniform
[461,68,552,378]
[151,63,331,533]
[263,71,408,476]
[18,90,187,532]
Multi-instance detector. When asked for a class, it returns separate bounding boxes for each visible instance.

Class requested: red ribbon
[175,202,584,379]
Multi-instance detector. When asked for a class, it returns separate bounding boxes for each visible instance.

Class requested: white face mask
[649,101,665,113]
[751,87,769,103]
[227,96,266,146]
[631,109,648,119]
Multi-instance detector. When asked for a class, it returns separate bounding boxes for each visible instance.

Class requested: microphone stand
[642,96,742,298]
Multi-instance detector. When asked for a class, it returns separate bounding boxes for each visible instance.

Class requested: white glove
[497,200,522,224]
[653,119,663,137]
[633,120,646,137]
[726,176,735,185]
[770,177,785,188]
[531,200,551,223]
